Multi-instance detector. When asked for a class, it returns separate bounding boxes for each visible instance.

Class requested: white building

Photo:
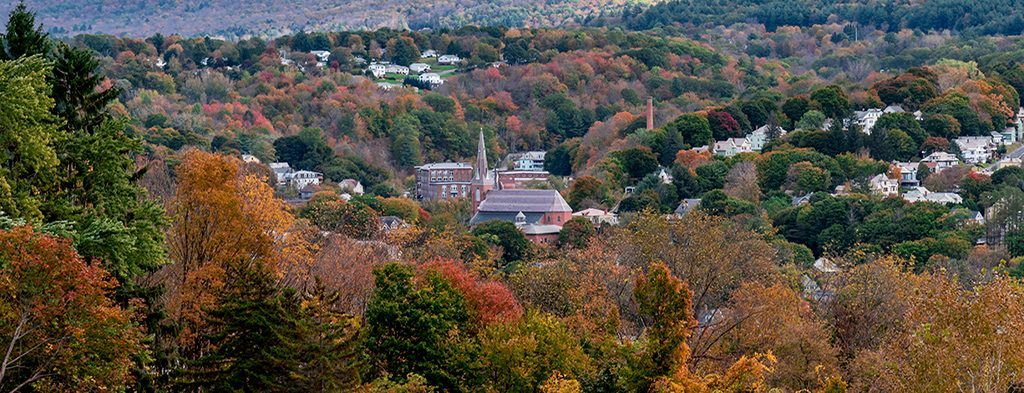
[368,63,387,78]
[419,73,443,85]
[410,63,431,73]
[903,187,963,205]
[573,208,618,227]
[339,179,365,195]
[241,154,261,164]
[869,173,899,197]
[310,50,331,67]
[421,49,438,58]
[892,161,920,188]
[269,162,294,185]
[288,170,323,189]
[853,108,884,134]
[954,136,994,164]
[510,151,546,171]
[438,54,462,65]
[657,167,673,184]
[921,152,959,172]
[385,64,409,75]
[713,138,753,157]
[746,124,787,151]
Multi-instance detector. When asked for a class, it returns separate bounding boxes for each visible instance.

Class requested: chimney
[647,97,654,130]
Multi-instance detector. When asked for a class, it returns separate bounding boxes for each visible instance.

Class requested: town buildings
[414,162,473,201]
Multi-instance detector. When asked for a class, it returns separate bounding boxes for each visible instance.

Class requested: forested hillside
[1,0,645,38]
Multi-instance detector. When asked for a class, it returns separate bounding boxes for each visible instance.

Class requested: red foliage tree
[419,259,523,327]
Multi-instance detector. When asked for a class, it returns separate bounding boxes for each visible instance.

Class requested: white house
[853,108,884,134]
[657,167,673,184]
[511,151,546,171]
[921,152,959,172]
[953,136,993,164]
[419,73,443,85]
[713,138,753,157]
[747,124,787,151]
[421,49,438,58]
[869,173,899,197]
[438,54,462,65]
[385,64,410,75]
[410,63,431,73]
[241,154,261,164]
[288,170,323,189]
[310,50,331,67]
[903,187,963,205]
[368,63,387,78]
[339,179,364,195]
[573,208,618,227]
[892,161,920,187]
[269,162,294,185]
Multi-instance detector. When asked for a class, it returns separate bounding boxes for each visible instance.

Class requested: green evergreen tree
[0,2,50,60]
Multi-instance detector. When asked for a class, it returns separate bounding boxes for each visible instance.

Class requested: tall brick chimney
[647,97,654,130]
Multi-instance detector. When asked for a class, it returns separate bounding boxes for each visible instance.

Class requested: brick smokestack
[647,97,654,129]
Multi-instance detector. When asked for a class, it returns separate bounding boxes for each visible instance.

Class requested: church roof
[474,189,572,213]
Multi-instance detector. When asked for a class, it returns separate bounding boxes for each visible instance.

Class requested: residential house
[298,184,321,200]
[921,152,959,172]
[713,138,752,157]
[792,193,813,206]
[367,63,387,78]
[657,167,673,184]
[869,173,899,197]
[338,179,364,195]
[954,136,994,164]
[1001,127,1018,144]
[418,73,443,85]
[385,64,409,75]
[269,162,294,185]
[883,104,906,114]
[674,199,702,216]
[509,151,546,171]
[421,49,438,58]
[414,162,473,201]
[853,108,884,134]
[289,170,323,189]
[380,216,409,232]
[310,50,331,67]
[573,208,619,227]
[814,257,842,273]
[747,124,787,151]
[892,161,920,188]
[903,187,963,205]
[241,154,261,164]
[410,63,431,73]
[438,54,462,65]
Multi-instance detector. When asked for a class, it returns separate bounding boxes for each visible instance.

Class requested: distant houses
[418,73,443,85]
[573,208,618,227]
[954,136,995,164]
[711,124,787,157]
[438,54,462,65]
[507,151,546,171]
[409,63,431,73]
[902,187,963,205]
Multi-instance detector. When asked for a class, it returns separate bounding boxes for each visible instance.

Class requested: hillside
[3,0,644,38]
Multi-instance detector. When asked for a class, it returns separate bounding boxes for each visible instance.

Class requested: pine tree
[0,2,50,60]
[182,260,300,391]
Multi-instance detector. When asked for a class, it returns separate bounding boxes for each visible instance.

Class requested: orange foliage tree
[0,226,143,391]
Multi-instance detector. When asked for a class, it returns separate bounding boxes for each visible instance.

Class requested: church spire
[472,129,488,183]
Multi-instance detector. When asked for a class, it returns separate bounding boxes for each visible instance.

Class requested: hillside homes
[954,136,995,164]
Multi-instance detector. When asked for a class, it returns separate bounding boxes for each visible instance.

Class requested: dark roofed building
[469,189,573,227]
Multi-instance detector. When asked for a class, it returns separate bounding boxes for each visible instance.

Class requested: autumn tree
[479,311,593,393]
[624,262,697,391]
[0,226,143,391]
[0,55,58,220]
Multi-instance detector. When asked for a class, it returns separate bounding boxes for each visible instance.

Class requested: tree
[706,110,741,140]
[479,311,593,393]
[781,96,810,129]
[664,113,712,147]
[472,220,533,269]
[0,226,143,391]
[626,262,696,391]
[300,192,381,239]
[786,161,831,194]
[390,37,421,66]
[565,176,607,209]
[545,143,575,176]
[795,110,826,130]
[48,44,120,133]
[0,3,50,60]
[0,55,58,220]
[557,217,596,249]
[810,85,851,119]
[611,148,659,181]
[363,263,478,390]
[922,113,961,138]
[723,161,761,203]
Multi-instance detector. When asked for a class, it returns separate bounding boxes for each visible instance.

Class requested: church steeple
[470,129,493,214]
[472,129,488,183]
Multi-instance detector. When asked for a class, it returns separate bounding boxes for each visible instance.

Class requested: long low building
[469,189,573,228]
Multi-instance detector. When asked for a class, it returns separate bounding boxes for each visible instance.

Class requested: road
[1008,144,1024,159]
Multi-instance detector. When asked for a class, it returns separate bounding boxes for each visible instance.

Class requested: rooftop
[476,189,572,213]
[416,162,471,170]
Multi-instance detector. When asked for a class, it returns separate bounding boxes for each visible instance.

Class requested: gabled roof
[475,189,571,213]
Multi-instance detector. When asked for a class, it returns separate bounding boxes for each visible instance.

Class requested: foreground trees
[0,227,142,391]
